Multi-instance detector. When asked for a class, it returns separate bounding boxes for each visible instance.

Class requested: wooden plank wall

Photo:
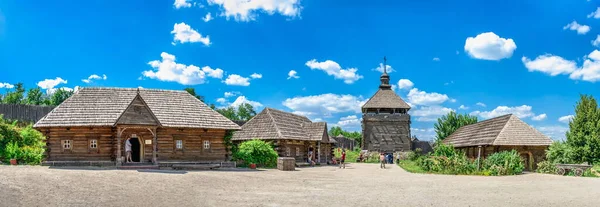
[156,128,228,162]
[42,127,114,161]
[0,104,54,123]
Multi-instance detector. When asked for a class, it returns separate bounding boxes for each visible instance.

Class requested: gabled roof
[362,89,411,109]
[232,108,332,142]
[34,87,240,130]
[443,114,553,147]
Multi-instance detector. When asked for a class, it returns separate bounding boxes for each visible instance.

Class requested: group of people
[379,153,394,169]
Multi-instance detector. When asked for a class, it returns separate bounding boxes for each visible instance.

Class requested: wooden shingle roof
[34,87,241,130]
[443,114,553,147]
[362,89,411,109]
[232,108,333,142]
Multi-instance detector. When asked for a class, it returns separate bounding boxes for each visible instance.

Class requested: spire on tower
[383,56,387,74]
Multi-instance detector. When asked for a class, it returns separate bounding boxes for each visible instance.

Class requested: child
[380,153,386,169]
[340,150,346,169]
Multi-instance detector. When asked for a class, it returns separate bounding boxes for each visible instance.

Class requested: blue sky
[1,0,599,140]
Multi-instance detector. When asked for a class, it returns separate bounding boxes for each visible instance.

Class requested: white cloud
[250,73,262,79]
[81,74,107,83]
[207,0,301,21]
[216,98,227,104]
[0,83,14,89]
[410,105,454,122]
[476,102,486,107]
[230,96,263,108]
[372,63,395,73]
[521,55,577,76]
[305,59,363,84]
[569,50,600,82]
[459,105,469,110]
[464,32,517,60]
[558,115,574,124]
[432,57,440,61]
[336,115,361,129]
[444,81,454,86]
[563,21,590,35]
[411,127,436,141]
[223,74,251,86]
[224,91,240,98]
[37,77,68,94]
[143,52,223,85]
[587,7,600,19]
[470,105,535,119]
[174,0,192,9]
[407,88,449,106]
[532,113,547,121]
[287,70,299,79]
[203,13,213,22]
[537,126,568,140]
[397,79,414,90]
[592,35,600,47]
[171,22,210,46]
[282,93,365,117]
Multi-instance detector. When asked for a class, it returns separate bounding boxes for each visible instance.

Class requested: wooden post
[477,146,482,171]
[152,128,157,165]
[318,141,321,163]
[117,127,122,166]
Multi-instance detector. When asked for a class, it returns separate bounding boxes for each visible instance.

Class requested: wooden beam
[152,127,157,164]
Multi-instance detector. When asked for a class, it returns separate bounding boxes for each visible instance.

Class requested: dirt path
[0,163,598,207]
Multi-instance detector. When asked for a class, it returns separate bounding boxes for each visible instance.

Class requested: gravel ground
[0,163,599,207]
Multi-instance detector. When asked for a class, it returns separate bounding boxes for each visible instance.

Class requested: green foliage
[328,126,362,148]
[546,141,575,164]
[417,143,476,174]
[49,88,73,106]
[407,148,423,161]
[565,94,600,165]
[2,83,25,104]
[216,106,239,121]
[397,160,427,173]
[434,111,478,141]
[329,126,344,137]
[0,83,74,106]
[536,160,557,174]
[236,103,257,121]
[482,150,524,176]
[234,139,278,167]
[4,141,20,159]
[184,87,205,102]
[224,130,235,160]
[0,116,46,164]
[25,87,45,105]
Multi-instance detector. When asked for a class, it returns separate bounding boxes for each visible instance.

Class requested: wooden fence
[0,104,55,123]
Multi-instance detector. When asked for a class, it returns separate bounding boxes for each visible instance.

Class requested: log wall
[41,127,114,161]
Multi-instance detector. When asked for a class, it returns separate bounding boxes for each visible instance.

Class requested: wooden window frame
[203,140,211,150]
[62,139,73,152]
[175,139,184,150]
[89,139,98,152]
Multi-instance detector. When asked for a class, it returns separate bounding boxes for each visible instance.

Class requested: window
[89,139,98,149]
[62,140,72,150]
[285,147,291,156]
[296,147,300,156]
[175,140,183,149]
[203,140,210,149]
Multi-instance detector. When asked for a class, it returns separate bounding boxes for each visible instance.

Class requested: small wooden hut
[443,114,553,171]
[33,87,240,167]
[332,135,357,150]
[231,108,335,164]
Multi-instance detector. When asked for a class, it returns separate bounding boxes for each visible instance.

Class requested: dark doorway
[130,138,141,162]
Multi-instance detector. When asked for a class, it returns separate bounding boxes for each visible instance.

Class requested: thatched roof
[362,89,411,109]
[443,114,552,147]
[34,87,240,130]
[232,108,333,143]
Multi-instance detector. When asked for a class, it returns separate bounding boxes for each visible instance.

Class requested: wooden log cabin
[443,114,553,171]
[231,108,335,164]
[33,87,240,167]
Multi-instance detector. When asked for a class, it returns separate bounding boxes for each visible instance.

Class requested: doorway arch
[520,151,534,171]
[124,136,144,163]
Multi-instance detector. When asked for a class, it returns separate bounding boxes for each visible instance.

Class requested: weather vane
[383,56,387,73]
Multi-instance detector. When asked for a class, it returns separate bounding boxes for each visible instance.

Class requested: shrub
[234,139,278,168]
[417,143,476,174]
[407,148,423,161]
[4,141,20,160]
[536,160,557,174]
[482,150,524,176]
[546,141,575,164]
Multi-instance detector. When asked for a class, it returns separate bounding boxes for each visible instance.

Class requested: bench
[172,164,221,170]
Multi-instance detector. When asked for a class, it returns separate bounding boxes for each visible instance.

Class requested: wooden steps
[172,164,220,170]
[119,163,159,170]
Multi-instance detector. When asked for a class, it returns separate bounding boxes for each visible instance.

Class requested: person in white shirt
[125,138,133,163]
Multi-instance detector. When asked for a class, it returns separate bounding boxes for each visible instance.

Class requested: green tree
[216,106,238,121]
[2,83,25,104]
[234,139,278,167]
[434,111,478,141]
[49,88,73,106]
[236,103,257,121]
[328,126,344,137]
[184,87,205,103]
[566,95,600,164]
[25,87,45,105]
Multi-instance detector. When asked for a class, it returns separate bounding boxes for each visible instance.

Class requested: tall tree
[328,126,344,137]
[184,87,205,103]
[25,87,45,105]
[2,83,25,104]
[236,103,256,121]
[216,107,238,121]
[566,95,600,164]
[434,111,478,141]
[49,88,73,106]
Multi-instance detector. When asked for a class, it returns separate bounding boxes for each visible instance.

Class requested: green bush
[0,117,46,164]
[536,160,557,174]
[234,139,278,168]
[19,146,44,165]
[546,141,575,164]
[417,143,476,174]
[407,148,423,161]
[482,150,524,176]
[4,141,20,160]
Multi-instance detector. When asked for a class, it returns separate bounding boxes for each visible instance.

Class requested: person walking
[339,149,346,169]
[380,153,386,169]
[125,138,133,163]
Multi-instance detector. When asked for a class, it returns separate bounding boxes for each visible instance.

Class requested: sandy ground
[0,163,599,207]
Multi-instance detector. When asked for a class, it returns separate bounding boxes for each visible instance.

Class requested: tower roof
[362,57,411,110]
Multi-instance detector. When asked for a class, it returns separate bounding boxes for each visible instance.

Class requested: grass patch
[397,160,427,173]
[333,148,384,164]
